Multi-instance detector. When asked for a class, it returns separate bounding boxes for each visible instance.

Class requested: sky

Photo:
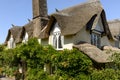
[0,0,120,44]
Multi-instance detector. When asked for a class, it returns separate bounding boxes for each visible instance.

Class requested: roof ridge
[108,19,120,23]
[55,0,102,14]
[88,0,100,3]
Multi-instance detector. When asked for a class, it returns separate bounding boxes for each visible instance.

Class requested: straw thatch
[39,0,112,39]
[73,42,111,63]
[103,46,120,53]
[108,19,120,40]
[5,26,23,44]
[22,21,34,39]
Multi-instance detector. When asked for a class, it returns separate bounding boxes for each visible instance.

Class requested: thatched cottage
[108,20,120,48]
[5,21,34,48]
[5,0,120,65]
[5,26,23,48]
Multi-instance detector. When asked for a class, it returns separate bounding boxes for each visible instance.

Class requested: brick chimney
[32,0,48,38]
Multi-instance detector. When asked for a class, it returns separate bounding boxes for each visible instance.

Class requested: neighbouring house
[5,25,23,48]
[4,0,120,69]
[108,19,120,48]
[5,21,34,48]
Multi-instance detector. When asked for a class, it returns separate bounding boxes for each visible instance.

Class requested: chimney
[32,0,48,19]
[32,0,48,38]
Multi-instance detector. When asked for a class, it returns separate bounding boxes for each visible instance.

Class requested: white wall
[64,35,74,50]
[101,36,112,47]
[73,27,91,44]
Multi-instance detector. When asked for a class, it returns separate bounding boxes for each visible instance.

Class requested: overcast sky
[0,0,120,44]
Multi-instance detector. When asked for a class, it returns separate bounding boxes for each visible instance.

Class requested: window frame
[115,35,120,48]
[22,32,29,43]
[8,35,15,49]
[91,31,101,48]
[53,31,64,50]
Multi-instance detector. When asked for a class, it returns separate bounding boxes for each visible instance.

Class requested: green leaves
[91,69,120,80]
[3,38,120,80]
[52,49,92,79]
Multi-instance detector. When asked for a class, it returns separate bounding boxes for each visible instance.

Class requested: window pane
[58,36,62,48]
[91,33,101,48]
[53,35,57,48]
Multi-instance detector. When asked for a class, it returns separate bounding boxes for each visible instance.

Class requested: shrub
[91,69,120,80]
[52,49,92,79]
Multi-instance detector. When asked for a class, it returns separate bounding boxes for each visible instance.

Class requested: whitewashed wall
[73,27,91,45]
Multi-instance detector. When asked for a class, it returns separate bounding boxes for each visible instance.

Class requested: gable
[93,17,104,32]
[5,26,23,44]
[108,20,120,40]
[50,22,61,35]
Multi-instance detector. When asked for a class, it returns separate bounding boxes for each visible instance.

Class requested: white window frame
[22,32,28,43]
[53,31,64,50]
[8,35,15,49]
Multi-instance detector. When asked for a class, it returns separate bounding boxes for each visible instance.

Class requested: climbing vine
[0,38,120,80]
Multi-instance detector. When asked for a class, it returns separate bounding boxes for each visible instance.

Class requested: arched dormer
[8,35,15,49]
[22,32,29,43]
[50,22,64,50]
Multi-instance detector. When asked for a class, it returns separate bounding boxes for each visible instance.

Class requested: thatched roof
[103,46,120,53]
[5,26,23,44]
[108,19,120,40]
[73,42,111,63]
[23,21,34,39]
[5,21,34,44]
[39,0,112,39]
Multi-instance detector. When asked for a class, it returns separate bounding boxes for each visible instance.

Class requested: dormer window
[22,32,28,43]
[51,22,64,50]
[53,31,63,49]
[91,31,101,48]
[8,35,15,49]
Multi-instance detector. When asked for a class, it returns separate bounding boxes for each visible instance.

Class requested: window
[115,35,120,48]
[8,35,15,48]
[53,31,63,50]
[22,32,28,43]
[51,22,64,50]
[91,32,101,48]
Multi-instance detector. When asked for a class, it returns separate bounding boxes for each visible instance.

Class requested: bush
[91,69,120,80]
[52,49,92,79]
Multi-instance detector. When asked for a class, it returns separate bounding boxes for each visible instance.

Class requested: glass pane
[91,33,101,48]
[58,36,62,48]
[53,35,57,48]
